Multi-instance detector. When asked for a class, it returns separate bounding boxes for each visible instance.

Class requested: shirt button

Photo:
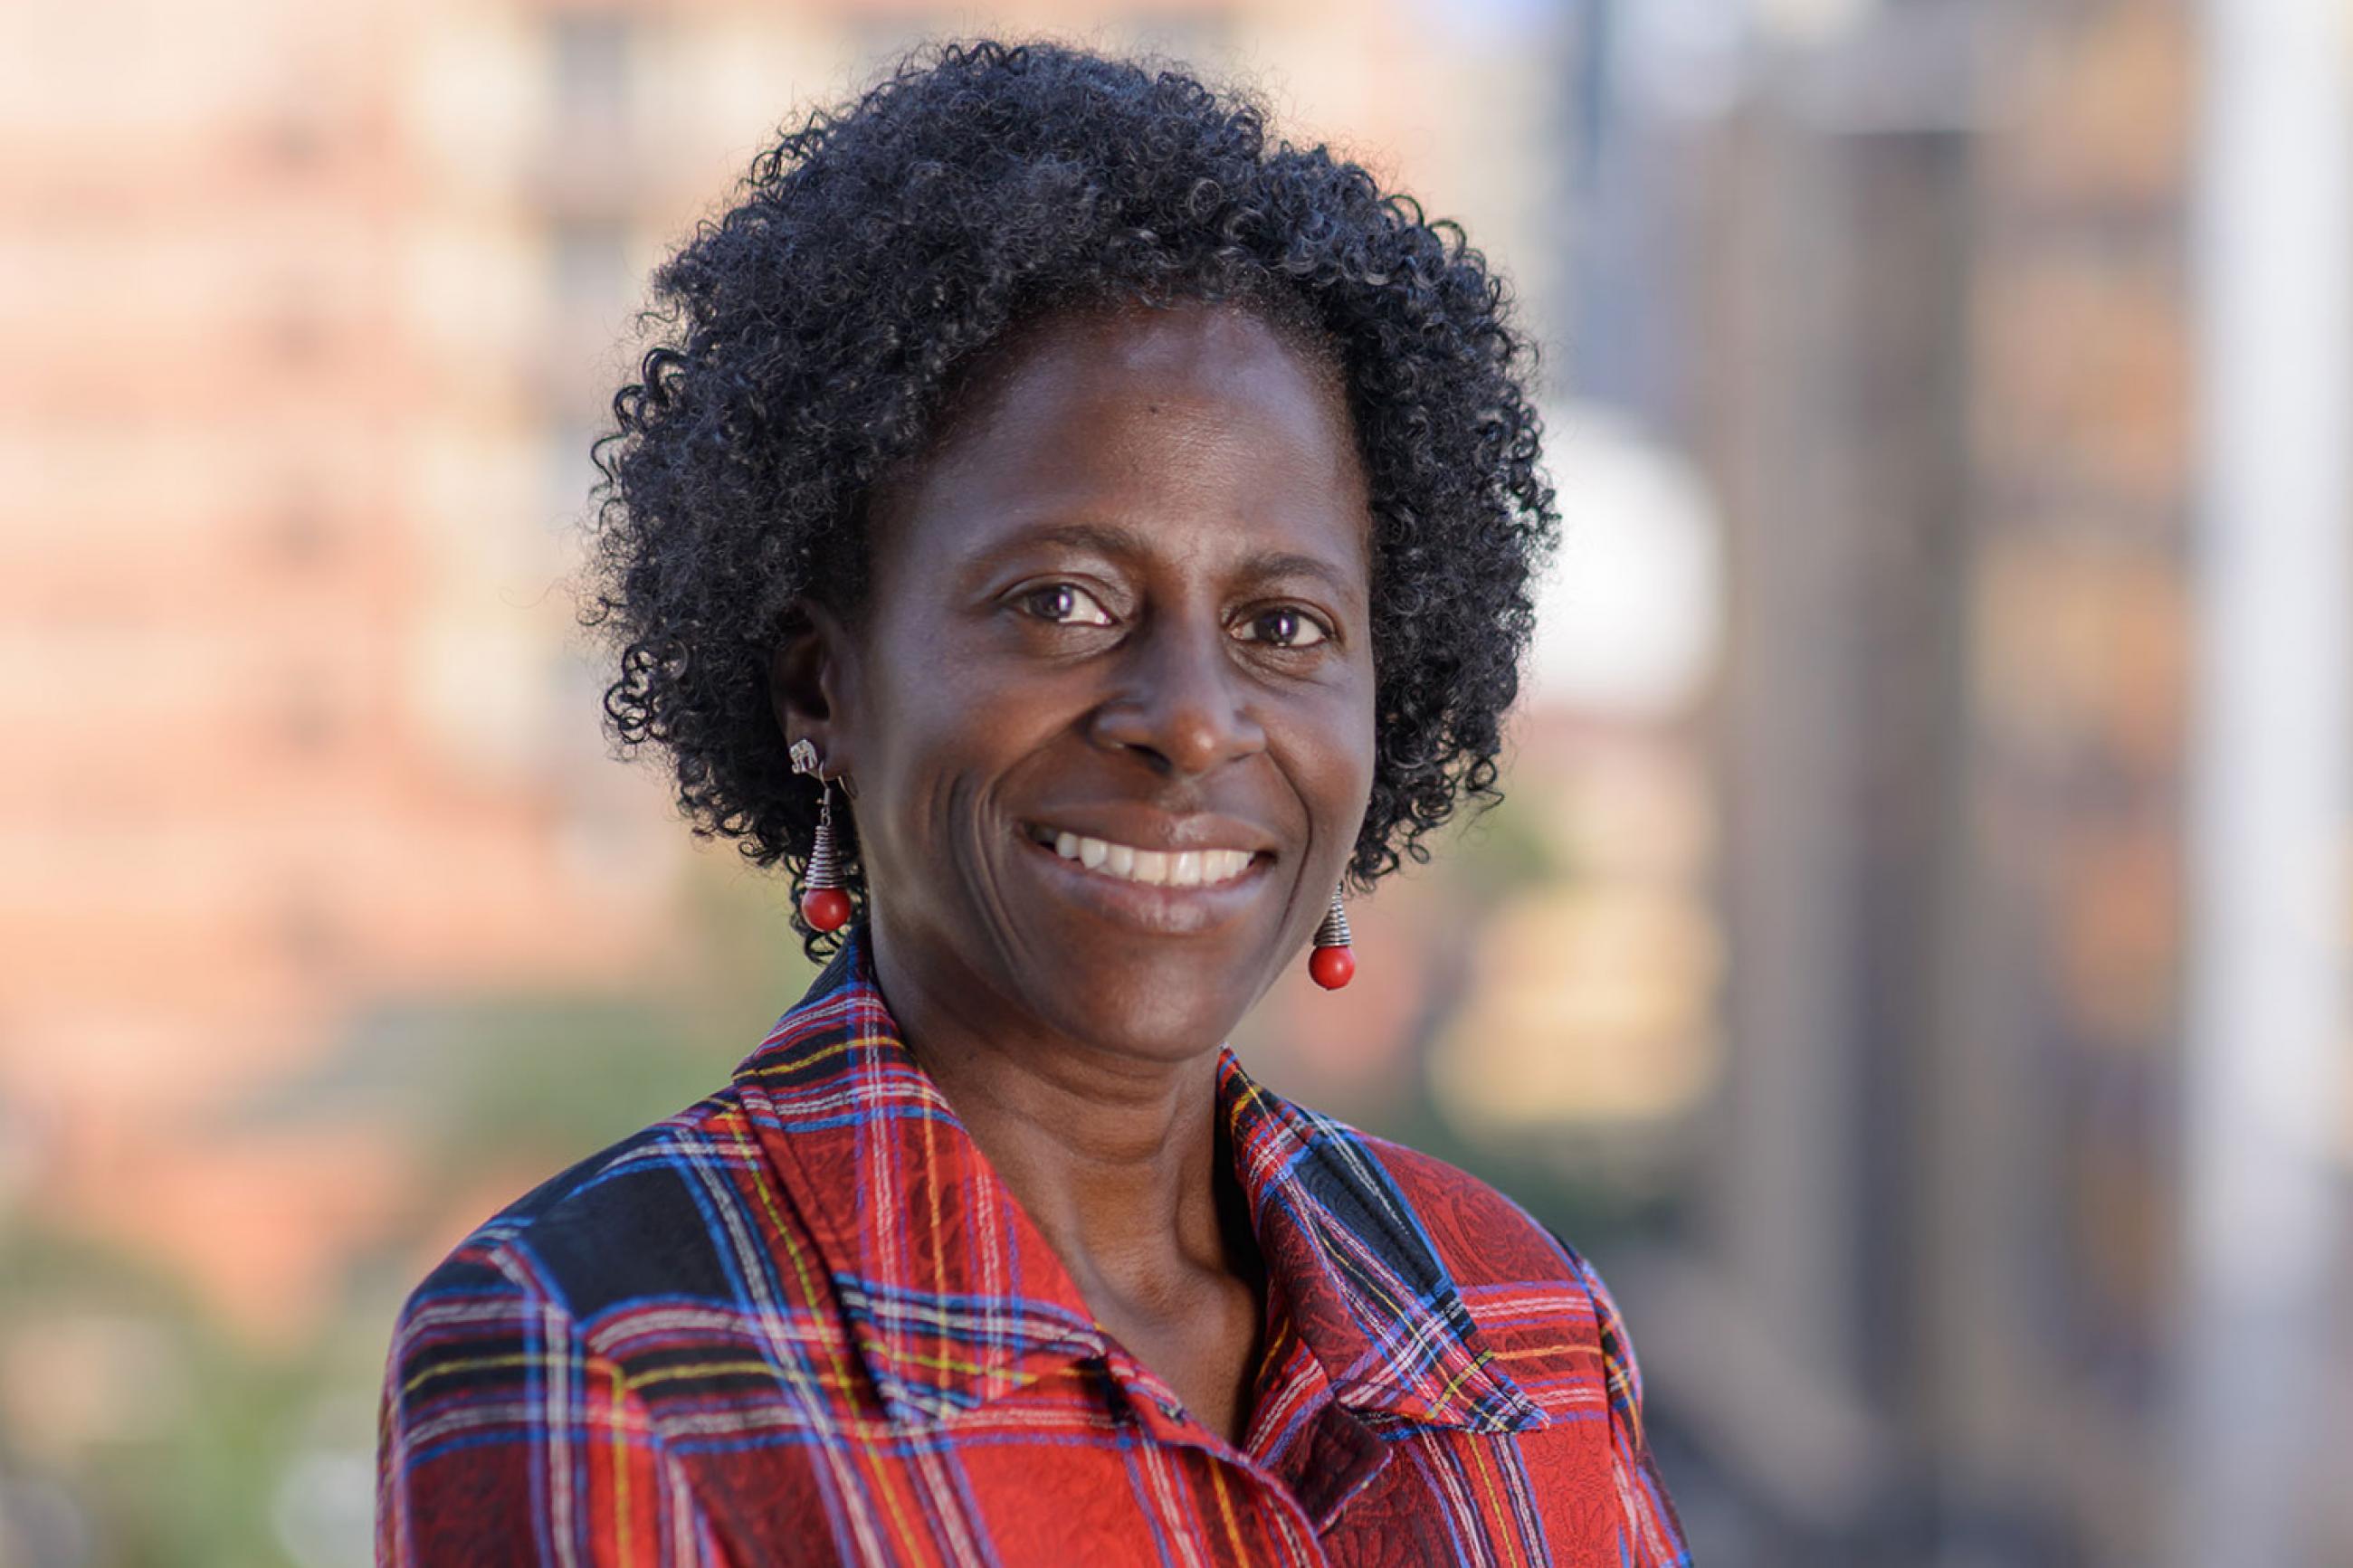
[1157,1399,1185,1421]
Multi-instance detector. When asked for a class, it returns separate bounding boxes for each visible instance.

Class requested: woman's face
[786,299,1377,1064]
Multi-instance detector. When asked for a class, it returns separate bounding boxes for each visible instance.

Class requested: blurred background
[5,0,2350,1563]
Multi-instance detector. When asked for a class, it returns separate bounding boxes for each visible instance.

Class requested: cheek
[1344,648,1381,784]
[852,613,971,864]
[858,624,1067,857]
[1284,672,1381,857]
[1339,712,1380,840]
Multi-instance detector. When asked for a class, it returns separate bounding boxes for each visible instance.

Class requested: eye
[1234,606,1330,649]
[1017,582,1116,627]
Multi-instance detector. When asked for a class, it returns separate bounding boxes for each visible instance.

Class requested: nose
[1085,613,1268,778]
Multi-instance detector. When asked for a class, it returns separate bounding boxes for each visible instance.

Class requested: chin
[1028,949,1269,1062]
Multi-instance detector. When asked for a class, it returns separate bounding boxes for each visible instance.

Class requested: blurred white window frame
[2182,2,2353,1563]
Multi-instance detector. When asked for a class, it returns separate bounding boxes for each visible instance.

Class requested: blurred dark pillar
[1697,45,1979,1567]
[1591,3,2203,1563]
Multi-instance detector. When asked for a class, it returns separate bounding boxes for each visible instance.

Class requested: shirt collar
[734,922,1542,1434]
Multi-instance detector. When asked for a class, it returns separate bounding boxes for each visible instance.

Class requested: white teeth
[1039,831,1256,888]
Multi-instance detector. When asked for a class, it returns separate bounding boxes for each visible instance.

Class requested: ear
[769,597,859,778]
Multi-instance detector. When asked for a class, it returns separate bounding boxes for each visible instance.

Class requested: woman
[379,40,1686,1566]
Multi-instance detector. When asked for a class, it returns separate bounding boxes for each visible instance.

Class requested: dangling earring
[1309,882,1355,990]
[788,738,853,933]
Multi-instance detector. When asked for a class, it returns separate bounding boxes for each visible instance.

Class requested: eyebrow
[979,519,1365,601]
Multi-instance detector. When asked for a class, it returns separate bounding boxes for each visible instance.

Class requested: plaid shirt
[378,923,1687,1565]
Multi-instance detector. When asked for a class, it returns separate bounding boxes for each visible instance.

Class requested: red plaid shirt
[378,924,1687,1564]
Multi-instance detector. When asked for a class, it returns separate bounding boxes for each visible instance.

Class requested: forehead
[945,294,1346,437]
[867,299,1368,578]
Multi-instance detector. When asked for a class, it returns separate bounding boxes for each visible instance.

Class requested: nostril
[1083,669,1263,777]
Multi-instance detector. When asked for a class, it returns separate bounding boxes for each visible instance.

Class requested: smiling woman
[376,39,1686,1568]
[801,299,1376,1053]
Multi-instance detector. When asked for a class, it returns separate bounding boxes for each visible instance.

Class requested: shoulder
[390,1086,780,1354]
[377,1100,761,1561]
[1350,1128,1653,1420]
[380,1087,813,1475]
[1349,1128,1598,1295]
[1340,1129,1687,1554]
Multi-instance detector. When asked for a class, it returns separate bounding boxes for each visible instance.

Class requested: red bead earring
[1309,883,1355,990]
[788,738,853,933]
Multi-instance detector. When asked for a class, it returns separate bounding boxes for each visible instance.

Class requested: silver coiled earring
[1309,883,1354,990]
[788,738,852,933]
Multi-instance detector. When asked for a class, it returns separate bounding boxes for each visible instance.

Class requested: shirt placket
[1097,1345,1328,1565]
[1238,1317,1393,1534]
[1089,1288,1393,1564]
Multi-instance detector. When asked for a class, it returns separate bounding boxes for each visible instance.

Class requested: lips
[1020,822,1257,888]
[1012,815,1274,935]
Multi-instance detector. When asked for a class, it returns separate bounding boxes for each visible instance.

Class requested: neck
[862,916,1254,1315]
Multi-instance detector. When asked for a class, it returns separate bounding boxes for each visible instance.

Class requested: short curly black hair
[588,39,1558,953]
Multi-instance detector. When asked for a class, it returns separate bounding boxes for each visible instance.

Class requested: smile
[1020,823,1261,889]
